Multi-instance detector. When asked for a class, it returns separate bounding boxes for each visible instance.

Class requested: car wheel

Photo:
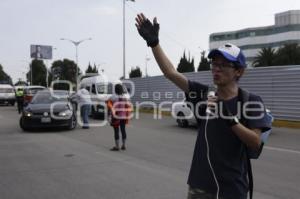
[19,117,30,131]
[10,101,15,106]
[176,112,189,128]
[68,115,77,130]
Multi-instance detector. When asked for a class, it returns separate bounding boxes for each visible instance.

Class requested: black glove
[137,18,159,47]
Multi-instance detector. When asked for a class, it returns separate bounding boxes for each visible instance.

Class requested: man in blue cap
[135,13,271,199]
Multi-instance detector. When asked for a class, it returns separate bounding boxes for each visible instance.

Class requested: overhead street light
[123,0,135,79]
[145,56,151,77]
[60,37,92,86]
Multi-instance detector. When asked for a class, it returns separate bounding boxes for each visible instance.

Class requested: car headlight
[58,110,72,117]
[24,111,32,117]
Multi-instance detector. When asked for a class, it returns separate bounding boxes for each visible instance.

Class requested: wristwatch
[228,116,240,127]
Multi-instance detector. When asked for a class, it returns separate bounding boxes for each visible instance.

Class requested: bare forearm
[152,45,188,92]
[152,45,176,76]
[231,124,261,150]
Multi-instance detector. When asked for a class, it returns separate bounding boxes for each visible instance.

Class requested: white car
[172,99,197,127]
[0,84,16,106]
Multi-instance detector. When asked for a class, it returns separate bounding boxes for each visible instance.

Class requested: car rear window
[0,88,14,93]
[31,91,68,104]
[25,88,44,95]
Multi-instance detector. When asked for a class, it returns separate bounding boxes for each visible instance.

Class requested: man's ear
[236,68,245,78]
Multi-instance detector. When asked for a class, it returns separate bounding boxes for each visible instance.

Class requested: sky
[1,0,300,83]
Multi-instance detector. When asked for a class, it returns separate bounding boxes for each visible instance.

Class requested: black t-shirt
[185,80,271,199]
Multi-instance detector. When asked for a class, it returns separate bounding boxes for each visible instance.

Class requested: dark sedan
[19,90,77,131]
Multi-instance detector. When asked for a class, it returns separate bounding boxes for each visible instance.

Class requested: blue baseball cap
[208,43,247,68]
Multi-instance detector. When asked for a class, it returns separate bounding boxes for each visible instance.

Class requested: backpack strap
[238,88,253,199]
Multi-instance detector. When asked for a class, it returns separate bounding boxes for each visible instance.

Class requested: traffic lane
[0,105,20,135]
[253,149,300,199]
[63,113,196,172]
[0,134,188,199]
[1,106,300,199]
[123,114,300,199]
[64,113,300,199]
[265,127,300,152]
[0,107,188,199]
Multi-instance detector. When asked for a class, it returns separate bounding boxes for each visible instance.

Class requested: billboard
[30,45,52,59]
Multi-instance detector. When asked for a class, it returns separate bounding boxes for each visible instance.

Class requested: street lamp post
[145,56,151,77]
[123,0,135,79]
[60,38,92,85]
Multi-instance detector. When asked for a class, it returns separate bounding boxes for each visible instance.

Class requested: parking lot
[0,105,299,199]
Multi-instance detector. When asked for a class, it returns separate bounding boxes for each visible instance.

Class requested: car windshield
[97,84,106,94]
[95,83,128,95]
[31,91,69,104]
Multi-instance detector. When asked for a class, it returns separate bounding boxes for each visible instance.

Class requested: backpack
[238,88,274,199]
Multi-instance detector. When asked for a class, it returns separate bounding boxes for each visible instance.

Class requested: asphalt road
[0,105,299,199]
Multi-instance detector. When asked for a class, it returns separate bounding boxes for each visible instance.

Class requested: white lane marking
[265,146,300,155]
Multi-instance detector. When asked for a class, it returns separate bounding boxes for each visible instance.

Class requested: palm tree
[275,43,300,65]
[252,47,276,67]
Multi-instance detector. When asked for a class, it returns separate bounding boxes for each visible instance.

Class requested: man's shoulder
[239,88,263,102]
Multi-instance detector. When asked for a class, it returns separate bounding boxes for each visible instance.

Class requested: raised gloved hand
[135,13,159,48]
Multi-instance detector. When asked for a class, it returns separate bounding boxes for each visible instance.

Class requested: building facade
[209,10,300,66]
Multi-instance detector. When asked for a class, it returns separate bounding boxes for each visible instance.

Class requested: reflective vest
[16,90,24,97]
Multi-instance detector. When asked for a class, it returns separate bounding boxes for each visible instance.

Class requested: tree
[129,66,142,78]
[14,80,28,86]
[197,51,210,71]
[177,51,195,73]
[92,63,99,74]
[81,63,99,80]
[253,44,300,67]
[252,47,277,67]
[0,64,12,84]
[51,59,81,84]
[85,63,93,74]
[275,43,300,65]
[26,59,47,86]
[85,62,98,74]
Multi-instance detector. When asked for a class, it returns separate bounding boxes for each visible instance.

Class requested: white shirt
[76,88,92,104]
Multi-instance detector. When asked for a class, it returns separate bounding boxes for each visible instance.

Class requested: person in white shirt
[76,85,92,129]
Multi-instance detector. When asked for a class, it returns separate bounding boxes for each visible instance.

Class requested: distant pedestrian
[107,84,131,151]
[15,88,24,114]
[75,85,91,129]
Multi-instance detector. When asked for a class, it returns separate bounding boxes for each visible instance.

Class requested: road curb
[272,120,300,129]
